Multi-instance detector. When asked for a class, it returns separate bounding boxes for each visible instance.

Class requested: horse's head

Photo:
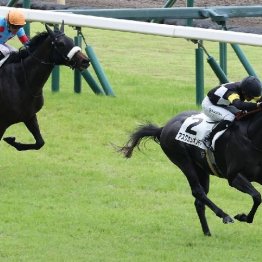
[45,22,90,71]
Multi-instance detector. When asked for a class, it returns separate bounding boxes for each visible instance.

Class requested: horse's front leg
[229,173,261,223]
[194,172,211,236]
[178,159,234,236]
[3,115,45,151]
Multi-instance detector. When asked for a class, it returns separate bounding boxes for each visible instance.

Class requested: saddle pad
[175,113,215,149]
[0,54,10,67]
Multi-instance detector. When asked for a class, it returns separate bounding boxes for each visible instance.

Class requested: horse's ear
[45,24,55,38]
[60,20,64,33]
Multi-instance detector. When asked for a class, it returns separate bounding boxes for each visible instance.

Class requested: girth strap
[205,149,223,177]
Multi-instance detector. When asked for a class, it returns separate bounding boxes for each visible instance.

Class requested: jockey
[202,76,262,149]
[0,9,29,61]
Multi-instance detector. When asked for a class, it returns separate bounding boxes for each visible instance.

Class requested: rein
[235,108,262,120]
[30,53,55,66]
[27,34,61,66]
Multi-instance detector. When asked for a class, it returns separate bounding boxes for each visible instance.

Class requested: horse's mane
[6,31,49,64]
[27,31,49,51]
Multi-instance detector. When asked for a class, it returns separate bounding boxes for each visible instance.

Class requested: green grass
[1,23,262,261]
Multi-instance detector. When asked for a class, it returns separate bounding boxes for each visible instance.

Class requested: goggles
[9,23,23,30]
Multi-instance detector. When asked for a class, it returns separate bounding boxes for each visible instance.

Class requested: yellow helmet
[7,9,26,26]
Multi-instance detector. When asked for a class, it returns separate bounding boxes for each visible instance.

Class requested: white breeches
[202,96,235,122]
[0,44,17,57]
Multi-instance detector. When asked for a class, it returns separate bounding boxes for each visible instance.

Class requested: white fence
[0,6,261,46]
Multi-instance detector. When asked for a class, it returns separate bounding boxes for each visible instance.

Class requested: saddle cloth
[175,113,226,150]
[0,54,10,67]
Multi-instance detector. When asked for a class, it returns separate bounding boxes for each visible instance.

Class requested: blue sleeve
[0,17,6,27]
[16,27,26,37]
[16,27,29,44]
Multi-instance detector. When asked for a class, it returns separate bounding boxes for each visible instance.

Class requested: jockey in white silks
[202,76,262,149]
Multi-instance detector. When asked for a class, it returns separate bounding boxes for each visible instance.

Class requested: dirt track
[38,0,262,33]
[38,0,262,8]
[3,0,261,33]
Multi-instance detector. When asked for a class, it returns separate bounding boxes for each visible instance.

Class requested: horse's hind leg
[4,115,45,151]
[229,173,261,223]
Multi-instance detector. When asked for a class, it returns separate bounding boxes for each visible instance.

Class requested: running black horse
[0,22,89,151]
[119,109,262,236]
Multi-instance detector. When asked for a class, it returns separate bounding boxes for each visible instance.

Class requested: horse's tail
[119,123,163,158]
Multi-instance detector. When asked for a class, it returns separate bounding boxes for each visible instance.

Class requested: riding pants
[202,96,235,122]
[0,44,17,60]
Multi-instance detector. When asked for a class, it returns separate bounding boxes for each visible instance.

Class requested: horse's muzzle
[80,57,90,71]
[73,52,90,71]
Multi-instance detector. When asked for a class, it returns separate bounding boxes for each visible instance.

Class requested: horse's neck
[23,38,54,91]
[245,113,262,146]
[32,38,52,61]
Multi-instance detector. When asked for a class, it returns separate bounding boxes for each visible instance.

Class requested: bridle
[29,32,81,69]
[20,30,82,98]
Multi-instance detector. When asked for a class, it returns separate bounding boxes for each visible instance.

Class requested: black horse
[0,22,89,151]
[119,109,262,236]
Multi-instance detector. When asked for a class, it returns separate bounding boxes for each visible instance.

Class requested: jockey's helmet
[7,9,26,26]
[240,76,262,98]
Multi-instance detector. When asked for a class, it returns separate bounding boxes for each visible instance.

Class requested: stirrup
[203,137,212,149]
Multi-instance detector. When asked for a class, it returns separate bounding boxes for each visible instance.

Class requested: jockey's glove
[24,41,30,49]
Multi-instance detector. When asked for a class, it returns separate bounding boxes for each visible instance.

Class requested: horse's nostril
[83,59,90,69]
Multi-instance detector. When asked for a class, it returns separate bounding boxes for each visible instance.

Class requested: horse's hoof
[247,219,253,224]
[204,231,212,237]
[234,213,248,222]
[223,215,234,224]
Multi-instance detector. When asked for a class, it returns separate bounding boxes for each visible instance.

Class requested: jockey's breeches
[202,96,235,122]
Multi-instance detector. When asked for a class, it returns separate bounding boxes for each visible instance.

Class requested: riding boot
[203,120,232,149]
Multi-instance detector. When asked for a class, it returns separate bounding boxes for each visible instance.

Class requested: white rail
[0,6,261,46]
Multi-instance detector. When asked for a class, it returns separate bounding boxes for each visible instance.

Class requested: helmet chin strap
[6,14,11,31]
[67,47,81,60]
